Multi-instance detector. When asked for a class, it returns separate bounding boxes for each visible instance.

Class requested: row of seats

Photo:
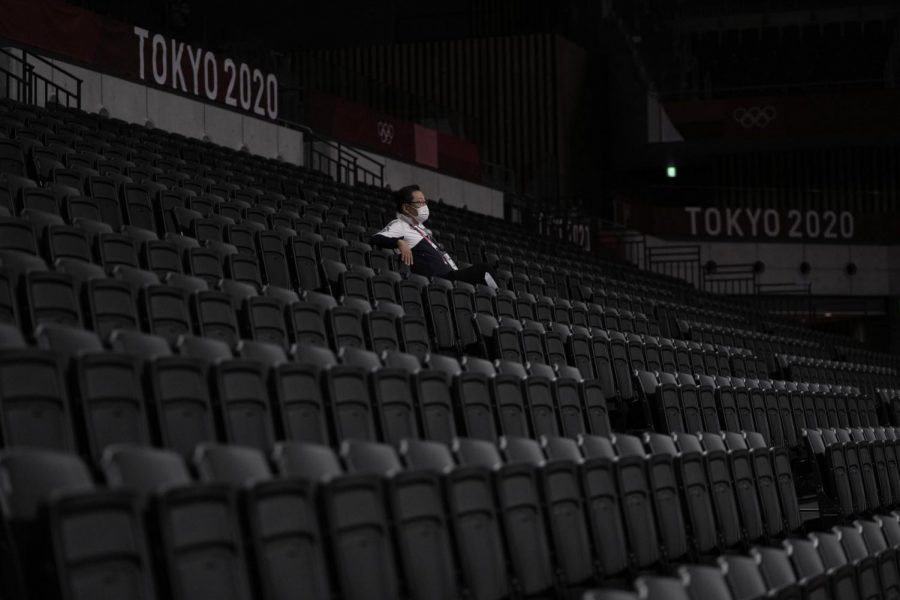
[779,353,900,402]
[0,323,613,461]
[0,429,802,600]
[587,517,900,600]
[636,371,881,449]
[3,98,864,366]
[806,426,900,520]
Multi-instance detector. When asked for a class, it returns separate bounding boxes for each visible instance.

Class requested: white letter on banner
[746,208,762,237]
[763,209,780,237]
[171,40,186,92]
[725,208,744,237]
[186,45,203,95]
[704,208,722,236]
[151,34,167,84]
[134,27,149,80]
[685,206,701,236]
[203,51,218,100]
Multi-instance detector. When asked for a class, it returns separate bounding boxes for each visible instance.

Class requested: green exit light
[666,165,677,178]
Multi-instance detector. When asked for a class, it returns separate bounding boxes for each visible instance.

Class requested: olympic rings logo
[732,106,777,128]
[377,121,395,144]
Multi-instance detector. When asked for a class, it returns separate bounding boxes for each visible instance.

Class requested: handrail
[0,47,82,109]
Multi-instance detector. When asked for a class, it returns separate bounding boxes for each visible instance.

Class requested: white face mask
[415,205,429,223]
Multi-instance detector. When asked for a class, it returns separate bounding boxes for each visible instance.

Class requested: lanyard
[410,224,456,269]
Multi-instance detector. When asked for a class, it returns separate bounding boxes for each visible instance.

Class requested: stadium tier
[4,94,900,600]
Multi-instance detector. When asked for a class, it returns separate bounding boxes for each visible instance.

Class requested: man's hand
[398,240,413,265]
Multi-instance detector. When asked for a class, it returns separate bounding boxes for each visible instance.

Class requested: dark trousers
[443,262,496,286]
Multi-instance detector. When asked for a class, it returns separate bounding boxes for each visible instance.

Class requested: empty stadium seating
[4,95,900,599]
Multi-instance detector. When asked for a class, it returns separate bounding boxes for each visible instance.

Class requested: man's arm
[368,233,400,249]
[369,231,413,265]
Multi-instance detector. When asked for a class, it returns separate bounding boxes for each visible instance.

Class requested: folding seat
[140,238,184,277]
[319,474,400,600]
[490,360,530,438]
[236,295,287,349]
[191,290,240,346]
[118,182,155,232]
[323,359,378,442]
[638,371,685,433]
[144,354,217,458]
[91,231,138,270]
[567,435,629,580]
[365,360,419,445]
[814,529,877,600]
[287,230,323,291]
[208,360,276,451]
[625,333,649,375]
[829,428,873,514]
[744,379,772,444]
[33,322,104,359]
[518,318,547,364]
[805,428,855,519]
[493,288,517,319]
[42,224,91,264]
[334,262,374,301]
[0,216,37,255]
[474,314,524,362]
[453,438,559,597]
[735,432,786,540]
[19,186,59,216]
[424,278,457,353]
[623,434,691,565]
[666,432,721,556]
[608,330,635,405]
[326,301,367,350]
[554,365,593,437]
[565,324,594,380]
[581,433,662,571]
[449,358,499,443]
[254,229,291,289]
[195,443,271,488]
[366,246,396,273]
[0,321,25,348]
[718,555,778,600]
[588,328,619,406]
[751,546,819,600]
[716,432,766,543]
[0,348,77,451]
[0,138,26,176]
[603,306,622,331]
[856,519,900,598]
[397,274,427,318]
[780,537,846,600]
[690,433,744,550]
[363,300,404,353]
[504,436,600,592]
[224,251,263,289]
[139,284,192,342]
[730,377,758,434]
[410,362,458,444]
[286,292,332,347]
[369,269,401,304]
[0,449,158,600]
[524,363,563,438]
[544,322,570,367]
[21,269,83,330]
[672,339,692,373]
[340,439,403,477]
[841,428,881,513]
[534,295,555,323]
[105,445,256,600]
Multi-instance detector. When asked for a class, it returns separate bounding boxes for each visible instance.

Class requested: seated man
[369,184,498,289]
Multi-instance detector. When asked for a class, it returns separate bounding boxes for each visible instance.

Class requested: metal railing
[703,263,757,295]
[0,47,81,108]
[645,244,703,288]
[297,126,384,188]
